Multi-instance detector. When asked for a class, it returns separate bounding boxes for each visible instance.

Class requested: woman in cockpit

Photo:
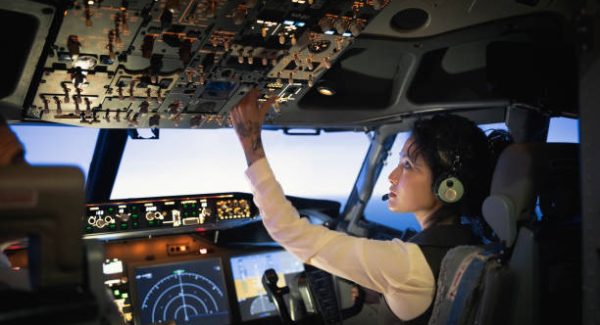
[230,89,510,324]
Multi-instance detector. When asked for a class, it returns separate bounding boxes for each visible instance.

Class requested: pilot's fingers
[231,102,254,121]
[259,93,278,114]
[230,103,259,127]
[229,106,239,124]
[230,104,245,124]
[232,88,258,115]
[238,88,260,109]
[231,88,275,127]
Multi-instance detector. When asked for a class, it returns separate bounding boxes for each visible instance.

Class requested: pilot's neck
[418,206,458,230]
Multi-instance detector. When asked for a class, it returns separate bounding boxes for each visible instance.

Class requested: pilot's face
[386,138,441,218]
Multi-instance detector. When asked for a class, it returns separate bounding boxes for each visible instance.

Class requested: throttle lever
[262,268,293,324]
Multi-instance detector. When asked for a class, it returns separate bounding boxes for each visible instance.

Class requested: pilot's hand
[230,88,277,166]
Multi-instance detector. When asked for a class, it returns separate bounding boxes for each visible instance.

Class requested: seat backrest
[481,143,581,325]
[0,166,123,324]
[0,165,85,289]
[482,143,540,325]
[429,143,537,325]
[430,143,581,325]
[429,244,510,325]
[431,143,551,325]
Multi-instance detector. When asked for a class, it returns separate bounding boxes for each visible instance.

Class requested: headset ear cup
[435,176,464,204]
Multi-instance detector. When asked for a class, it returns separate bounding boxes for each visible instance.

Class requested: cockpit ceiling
[0,0,578,130]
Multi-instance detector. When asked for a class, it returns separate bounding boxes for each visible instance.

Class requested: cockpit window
[365,123,508,232]
[111,129,368,206]
[547,117,579,143]
[9,124,99,180]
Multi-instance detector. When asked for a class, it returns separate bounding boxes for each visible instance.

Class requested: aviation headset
[433,143,465,204]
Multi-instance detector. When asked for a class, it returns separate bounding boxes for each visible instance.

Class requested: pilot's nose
[388,167,400,186]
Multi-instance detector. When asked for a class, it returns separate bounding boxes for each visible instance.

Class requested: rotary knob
[95,218,107,228]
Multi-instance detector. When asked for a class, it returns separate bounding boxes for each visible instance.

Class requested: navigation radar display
[133,258,230,325]
[230,250,304,321]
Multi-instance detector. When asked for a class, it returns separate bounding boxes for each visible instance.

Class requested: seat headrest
[483,144,539,247]
[482,143,580,246]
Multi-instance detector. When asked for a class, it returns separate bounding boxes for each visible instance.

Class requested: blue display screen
[133,258,230,325]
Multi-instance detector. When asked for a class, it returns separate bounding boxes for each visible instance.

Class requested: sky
[109,128,368,200]
[11,117,578,231]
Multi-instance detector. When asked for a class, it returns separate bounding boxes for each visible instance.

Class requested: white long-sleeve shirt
[245,158,436,321]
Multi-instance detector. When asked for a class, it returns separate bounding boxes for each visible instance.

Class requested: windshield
[9,124,99,180]
[547,117,579,143]
[111,129,369,207]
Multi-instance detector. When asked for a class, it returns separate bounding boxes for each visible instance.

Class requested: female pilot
[230,89,510,324]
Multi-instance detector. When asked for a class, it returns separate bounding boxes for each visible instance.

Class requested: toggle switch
[53,96,62,115]
[73,96,81,114]
[139,101,149,114]
[84,3,93,27]
[67,35,81,59]
[149,113,160,128]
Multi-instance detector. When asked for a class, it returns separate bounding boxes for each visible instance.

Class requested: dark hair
[408,114,512,231]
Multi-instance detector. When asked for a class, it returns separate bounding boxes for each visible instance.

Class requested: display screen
[133,258,230,325]
[230,250,304,321]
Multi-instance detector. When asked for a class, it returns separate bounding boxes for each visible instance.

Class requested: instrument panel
[80,192,342,324]
[102,234,306,324]
[84,192,258,239]
[26,0,389,129]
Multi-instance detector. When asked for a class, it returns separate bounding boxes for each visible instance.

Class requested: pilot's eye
[400,158,412,170]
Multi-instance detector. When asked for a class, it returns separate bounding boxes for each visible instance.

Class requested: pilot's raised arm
[229,90,511,322]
